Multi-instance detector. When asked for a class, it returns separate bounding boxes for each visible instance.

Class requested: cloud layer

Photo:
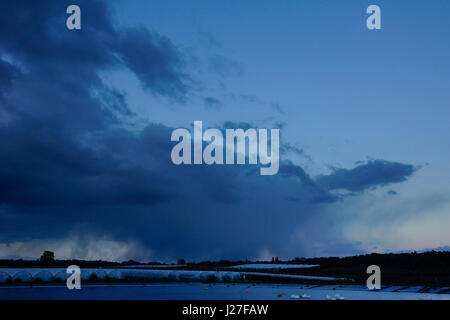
[0,0,420,261]
[316,160,417,193]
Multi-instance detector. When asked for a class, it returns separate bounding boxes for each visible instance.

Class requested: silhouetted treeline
[188,251,450,268]
[0,259,165,268]
[2,250,450,270]
[296,250,450,267]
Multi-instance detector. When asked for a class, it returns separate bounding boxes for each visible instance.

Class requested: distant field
[226,264,319,269]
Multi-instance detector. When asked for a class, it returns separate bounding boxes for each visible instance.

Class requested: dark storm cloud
[0,0,114,67]
[98,87,136,117]
[0,0,419,261]
[116,27,191,100]
[0,0,191,235]
[278,161,339,203]
[316,160,417,193]
[0,0,189,101]
[0,119,175,207]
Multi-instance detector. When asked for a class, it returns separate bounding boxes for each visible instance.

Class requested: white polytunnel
[93,269,107,279]
[80,270,93,280]
[33,270,54,281]
[53,270,68,281]
[13,271,32,282]
[120,269,171,279]
[168,271,179,280]
[178,271,198,280]
[199,272,210,280]
[0,272,10,282]
[108,270,122,279]
[222,272,237,281]
[0,268,245,283]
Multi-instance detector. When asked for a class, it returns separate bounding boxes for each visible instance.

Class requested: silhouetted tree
[40,251,55,263]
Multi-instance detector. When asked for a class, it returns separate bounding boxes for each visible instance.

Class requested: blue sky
[0,0,449,261]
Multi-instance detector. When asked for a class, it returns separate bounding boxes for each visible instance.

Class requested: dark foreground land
[187,251,450,287]
[299,251,450,286]
[1,250,450,287]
